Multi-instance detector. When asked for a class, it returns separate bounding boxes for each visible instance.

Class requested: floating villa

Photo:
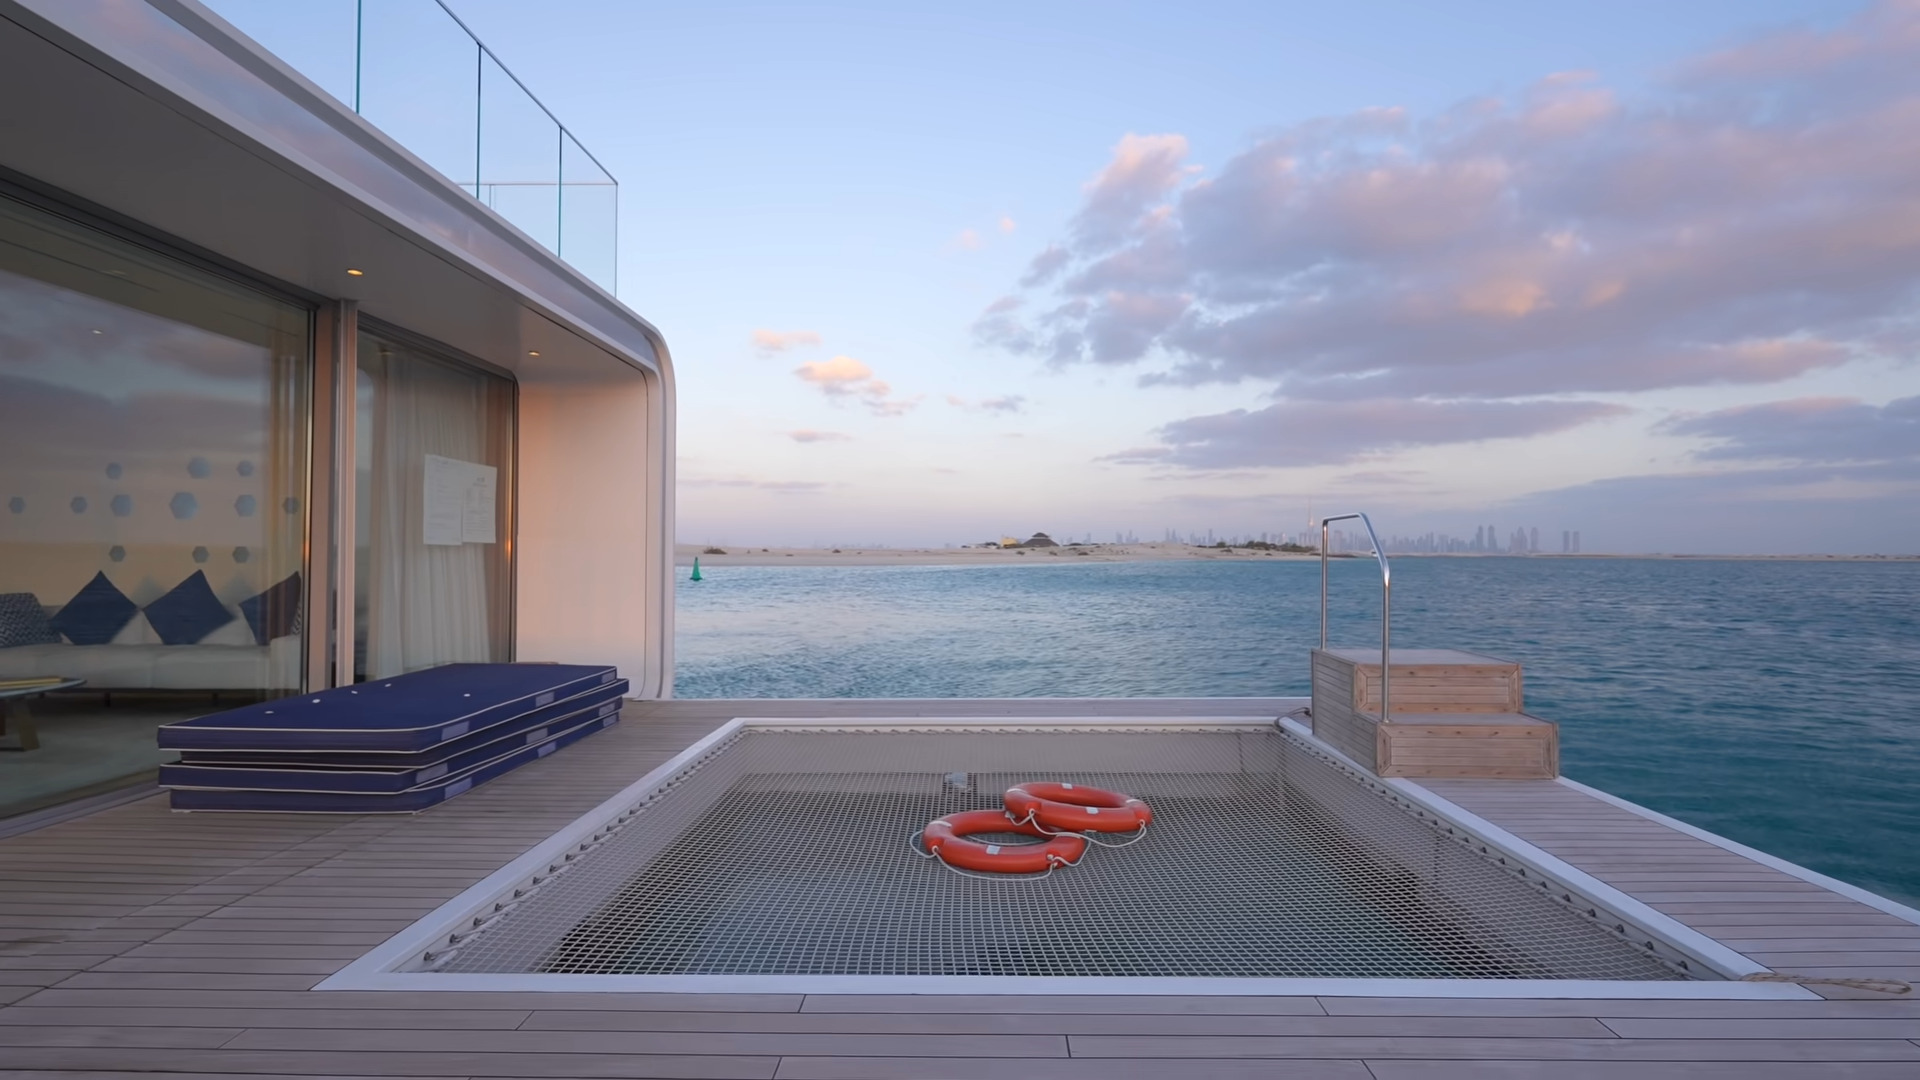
[1,3,1916,1077]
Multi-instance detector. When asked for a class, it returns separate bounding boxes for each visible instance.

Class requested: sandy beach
[674,542,1324,567]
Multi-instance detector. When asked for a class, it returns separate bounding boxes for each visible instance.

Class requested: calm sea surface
[675,557,1920,905]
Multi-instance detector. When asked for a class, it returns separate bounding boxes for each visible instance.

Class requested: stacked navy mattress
[157,663,627,812]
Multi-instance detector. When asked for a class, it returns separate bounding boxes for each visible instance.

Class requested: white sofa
[0,610,301,691]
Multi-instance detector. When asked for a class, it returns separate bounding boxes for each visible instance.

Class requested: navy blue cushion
[238,572,302,646]
[50,572,138,646]
[158,663,621,751]
[0,592,60,648]
[144,570,235,646]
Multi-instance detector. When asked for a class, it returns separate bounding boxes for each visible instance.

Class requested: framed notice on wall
[423,454,497,546]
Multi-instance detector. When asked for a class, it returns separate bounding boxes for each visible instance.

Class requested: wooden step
[1318,647,1524,714]
[1377,713,1558,779]
[1309,647,1556,778]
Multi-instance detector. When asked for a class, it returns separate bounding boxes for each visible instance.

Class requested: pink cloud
[1072,133,1192,251]
[1662,394,1920,463]
[788,429,852,443]
[794,355,919,417]
[978,1,1920,408]
[795,355,874,392]
[752,329,822,353]
[1109,397,1629,468]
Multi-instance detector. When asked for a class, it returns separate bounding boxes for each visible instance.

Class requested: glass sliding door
[0,193,311,817]
[353,328,514,680]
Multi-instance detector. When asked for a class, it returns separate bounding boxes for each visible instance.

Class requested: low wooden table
[0,678,84,752]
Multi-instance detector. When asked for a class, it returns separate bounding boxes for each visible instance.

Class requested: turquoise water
[675,557,1920,906]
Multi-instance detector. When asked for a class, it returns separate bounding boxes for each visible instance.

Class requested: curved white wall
[514,356,675,698]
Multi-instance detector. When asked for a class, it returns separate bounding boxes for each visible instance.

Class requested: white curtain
[365,357,491,678]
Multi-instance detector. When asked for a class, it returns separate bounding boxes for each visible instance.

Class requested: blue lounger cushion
[158,663,620,751]
[174,679,627,768]
[166,706,621,813]
[160,699,620,794]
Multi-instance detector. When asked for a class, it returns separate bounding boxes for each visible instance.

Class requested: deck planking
[2,697,1917,1078]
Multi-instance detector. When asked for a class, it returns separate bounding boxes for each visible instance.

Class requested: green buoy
[690,557,703,582]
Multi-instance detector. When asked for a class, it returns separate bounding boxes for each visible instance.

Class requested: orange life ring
[922,809,1087,873]
[1004,782,1152,834]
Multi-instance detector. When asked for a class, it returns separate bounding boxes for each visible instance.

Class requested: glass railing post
[472,42,483,199]
[353,0,364,113]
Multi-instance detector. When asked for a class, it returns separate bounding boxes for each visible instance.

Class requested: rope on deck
[1741,972,1912,995]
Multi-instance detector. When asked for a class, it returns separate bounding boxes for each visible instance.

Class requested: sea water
[675,556,1920,906]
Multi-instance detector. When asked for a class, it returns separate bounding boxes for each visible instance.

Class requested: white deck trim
[319,716,750,989]
[1558,774,1920,927]
[331,971,1810,998]
[318,714,1814,999]
[1272,718,1775,984]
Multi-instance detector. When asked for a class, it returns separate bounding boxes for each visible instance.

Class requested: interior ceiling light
[346,268,365,277]
[527,350,541,357]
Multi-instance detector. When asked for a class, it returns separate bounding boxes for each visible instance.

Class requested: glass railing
[202,0,619,294]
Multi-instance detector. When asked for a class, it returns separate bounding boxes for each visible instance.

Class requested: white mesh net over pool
[430,725,1691,981]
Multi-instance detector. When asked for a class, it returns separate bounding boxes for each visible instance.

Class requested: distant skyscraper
[1573,531,1582,554]
[1473,526,1484,551]
[1529,527,1539,553]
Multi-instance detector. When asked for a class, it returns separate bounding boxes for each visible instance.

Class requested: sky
[215,0,1920,554]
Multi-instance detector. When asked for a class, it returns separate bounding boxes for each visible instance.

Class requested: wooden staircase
[1309,647,1558,779]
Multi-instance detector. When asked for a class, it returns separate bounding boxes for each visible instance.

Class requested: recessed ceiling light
[346,268,365,277]
[91,329,103,335]
[527,350,541,357]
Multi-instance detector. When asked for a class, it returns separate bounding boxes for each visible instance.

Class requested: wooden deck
[4,697,1919,1079]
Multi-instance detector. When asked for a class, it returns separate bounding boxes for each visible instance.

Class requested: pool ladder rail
[1311,511,1559,779]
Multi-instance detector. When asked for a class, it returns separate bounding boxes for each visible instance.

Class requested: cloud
[788,429,853,443]
[1110,397,1629,468]
[978,3,1920,402]
[1662,394,1920,463]
[1481,390,1920,551]
[681,477,833,493]
[999,217,1018,234]
[945,393,1027,414]
[1504,461,1920,553]
[1071,133,1191,252]
[1019,246,1070,288]
[956,228,984,250]
[751,329,822,354]
[795,355,874,391]
[794,355,919,417]
[1337,470,1428,486]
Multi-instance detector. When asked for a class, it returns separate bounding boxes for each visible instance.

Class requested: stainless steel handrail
[1320,513,1392,722]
